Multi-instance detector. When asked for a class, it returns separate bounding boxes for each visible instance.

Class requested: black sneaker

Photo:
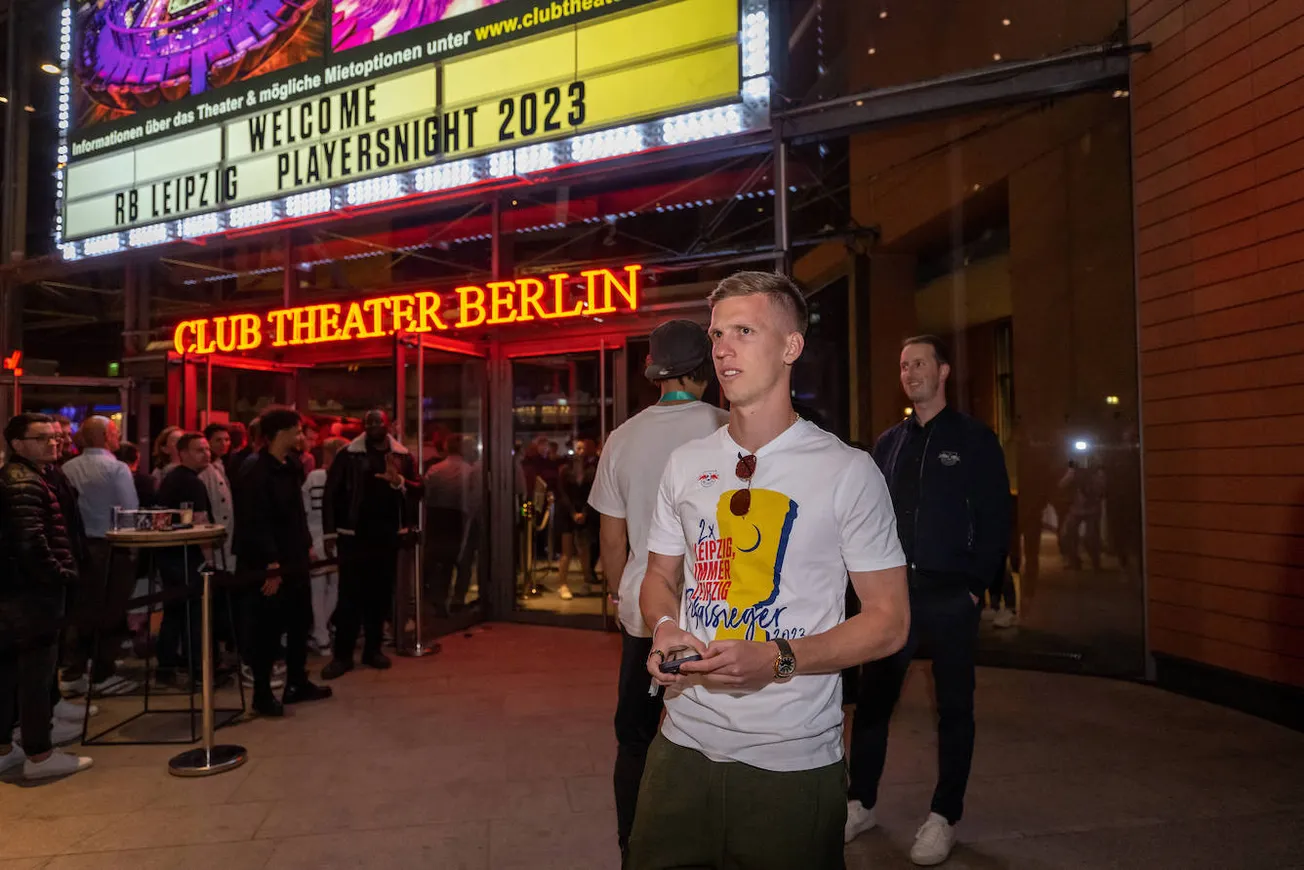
[320,659,353,681]
[283,681,333,704]
[362,651,392,670]
[252,693,284,718]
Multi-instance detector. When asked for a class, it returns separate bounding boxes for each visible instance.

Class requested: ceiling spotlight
[39,63,61,75]
[1002,18,1011,26]
[24,105,34,113]
[879,9,888,18]
[867,47,876,55]
[993,53,1002,61]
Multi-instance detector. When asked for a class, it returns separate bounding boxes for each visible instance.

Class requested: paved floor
[2,623,1302,869]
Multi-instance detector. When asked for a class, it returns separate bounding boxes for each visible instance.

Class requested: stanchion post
[168,569,248,777]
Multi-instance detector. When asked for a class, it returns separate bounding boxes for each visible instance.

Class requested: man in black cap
[587,319,728,864]
[321,410,423,680]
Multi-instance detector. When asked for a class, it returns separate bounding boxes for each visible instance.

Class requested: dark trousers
[628,735,846,870]
[333,538,397,662]
[426,508,466,614]
[0,636,60,756]
[849,584,980,824]
[250,571,311,695]
[63,539,135,682]
[156,547,203,675]
[613,631,664,856]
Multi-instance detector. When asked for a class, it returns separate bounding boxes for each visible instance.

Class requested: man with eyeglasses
[0,414,94,780]
[629,273,910,869]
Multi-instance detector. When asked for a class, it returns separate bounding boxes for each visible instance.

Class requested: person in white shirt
[588,319,729,862]
[60,416,139,695]
[200,423,236,571]
[629,272,910,870]
[303,438,347,652]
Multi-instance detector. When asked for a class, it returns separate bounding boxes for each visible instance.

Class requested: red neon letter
[291,306,316,345]
[414,292,448,332]
[340,302,368,340]
[582,264,641,315]
[174,321,196,354]
[515,278,547,322]
[456,285,487,328]
[390,294,417,333]
[268,310,294,347]
[363,298,392,336]
[235,314,262,351]
[319,304,342,342]
[487,281,518,325]
[547,273,584,319]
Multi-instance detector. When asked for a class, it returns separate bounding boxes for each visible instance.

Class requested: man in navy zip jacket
[846,335,1010,867]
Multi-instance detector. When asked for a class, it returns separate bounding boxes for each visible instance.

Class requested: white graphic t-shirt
[646,419,905,772]
[588,401,730,636]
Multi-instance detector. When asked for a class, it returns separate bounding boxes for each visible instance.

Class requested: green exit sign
[107,361,120,377]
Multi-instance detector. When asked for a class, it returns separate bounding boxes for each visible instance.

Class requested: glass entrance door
[509,344,623,629]
[395,335,490,645]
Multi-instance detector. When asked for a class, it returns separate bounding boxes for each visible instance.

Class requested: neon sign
[3,350,22,377]
[173,264,641,355]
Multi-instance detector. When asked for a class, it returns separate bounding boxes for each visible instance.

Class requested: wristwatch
[773,638,796,680]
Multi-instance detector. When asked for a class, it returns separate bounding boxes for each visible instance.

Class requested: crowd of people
[0,402,482,781]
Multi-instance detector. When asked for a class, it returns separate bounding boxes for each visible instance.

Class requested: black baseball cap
[645,319,712,382]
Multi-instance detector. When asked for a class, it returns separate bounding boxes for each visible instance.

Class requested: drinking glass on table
[179,501,194,526]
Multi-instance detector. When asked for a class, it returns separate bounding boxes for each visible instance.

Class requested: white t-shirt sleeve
[587,439,625,518]
[837,450,906,572]
[645,453,686,557]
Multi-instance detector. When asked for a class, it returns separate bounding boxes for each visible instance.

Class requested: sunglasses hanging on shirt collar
[730,453,757,517]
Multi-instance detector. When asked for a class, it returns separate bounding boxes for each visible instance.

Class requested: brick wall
[1131,0,1304,688]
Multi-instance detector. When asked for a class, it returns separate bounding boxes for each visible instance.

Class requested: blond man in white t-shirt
[628,272,911,870]
[588,319,729,863]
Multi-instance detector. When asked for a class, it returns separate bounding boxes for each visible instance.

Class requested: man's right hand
[262,562,281,596]
[646,625,707,690]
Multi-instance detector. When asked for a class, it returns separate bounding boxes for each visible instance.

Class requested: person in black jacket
[233,409,332,717]
[0,413,93,780]
[154,433,215,683]
[846,336,1011,866]
[321,409,423,680]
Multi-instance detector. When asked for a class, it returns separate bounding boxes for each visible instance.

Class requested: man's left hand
[677,639,777,691]
[376,467,403,487]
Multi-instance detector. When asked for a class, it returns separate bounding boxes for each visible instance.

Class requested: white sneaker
[910,813,956,866]
[23,751,93,781]
[53,699,99,722]
[13,718,82,749]
[93,675,139,696]
[59,675,89,697]
[993,609,1018,629]
[0,745,25,775]
[558,585,574,601]
[844,799,877,843]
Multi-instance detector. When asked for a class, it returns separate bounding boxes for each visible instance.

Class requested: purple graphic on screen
[74,0,319,115]
[332,0,503,52]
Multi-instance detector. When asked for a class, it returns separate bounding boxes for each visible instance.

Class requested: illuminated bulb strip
[83,233,122,256]
[347,173,406,205]
[181,213,221,238]
[59,242,79,261]
[662,105,745,145]
[742,76,769,107]
[742,9,770,78]
[227,202,278,229]
[516,143,559,174]
[570,125,645,162]
[413,159,478,192]
[127,223,170,247]
[284,189,333,218]
[488,151,515,178]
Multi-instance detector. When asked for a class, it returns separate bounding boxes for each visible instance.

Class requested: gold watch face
[776,656,796,679]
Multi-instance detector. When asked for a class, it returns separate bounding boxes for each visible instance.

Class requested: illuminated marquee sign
[59,0,771,252]
[173,265,641,355]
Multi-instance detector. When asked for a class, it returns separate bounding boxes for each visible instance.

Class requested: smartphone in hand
[658,645,703,675]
